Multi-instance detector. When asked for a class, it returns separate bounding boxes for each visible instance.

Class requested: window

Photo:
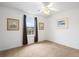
[27,27,34,35]
[26,16,35,35]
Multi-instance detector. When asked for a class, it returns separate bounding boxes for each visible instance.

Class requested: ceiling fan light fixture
[42,7,50,15]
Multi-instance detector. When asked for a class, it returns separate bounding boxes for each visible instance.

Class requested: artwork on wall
[39,22,44,30]
[7,18,19,31]
[57,17,68,29]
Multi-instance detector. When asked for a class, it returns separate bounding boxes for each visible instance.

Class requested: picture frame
[7,18,19,31]
[57,17,68,29]
[39,22,44,30]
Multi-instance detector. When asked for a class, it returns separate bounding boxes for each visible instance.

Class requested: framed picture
[57,17,68,29]
[39,22,44,30]
[7,18,19,31]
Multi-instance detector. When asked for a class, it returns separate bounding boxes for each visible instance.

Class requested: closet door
[23,15,28,45]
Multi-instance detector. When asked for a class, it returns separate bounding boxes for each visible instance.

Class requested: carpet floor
[0,40,79,57]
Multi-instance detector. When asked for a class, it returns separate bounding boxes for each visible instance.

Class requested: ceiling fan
[41,2,57,15]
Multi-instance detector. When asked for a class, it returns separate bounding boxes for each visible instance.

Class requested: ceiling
[0,2,79,15]
[0,2,44,15]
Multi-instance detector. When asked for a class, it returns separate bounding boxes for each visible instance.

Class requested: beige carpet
[0,40,79,57]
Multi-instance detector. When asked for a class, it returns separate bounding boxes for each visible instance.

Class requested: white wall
[37,16,48,41]
[0,6,46,51]
[47,8,79,49]
[0,6,24,51]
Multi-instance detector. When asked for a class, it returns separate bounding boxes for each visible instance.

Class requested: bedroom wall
[37,16,48,41]
[47,8,79,49]
[0,6,46,51]
[0,6,24,51]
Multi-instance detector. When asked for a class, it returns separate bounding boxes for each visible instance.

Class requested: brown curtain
[23,15,28,45]
[34,17,38,43]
